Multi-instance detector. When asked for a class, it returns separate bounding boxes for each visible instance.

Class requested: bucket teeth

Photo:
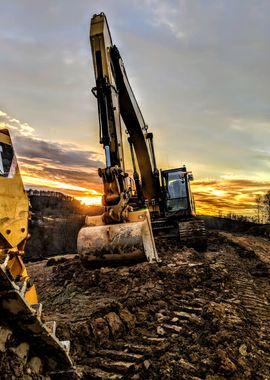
[0,263,73,371]
[61,340,71,353]
[31,302,43,317]
[45,320,57,336]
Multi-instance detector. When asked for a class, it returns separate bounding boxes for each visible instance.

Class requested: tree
[255,194,263,224]
[263,191,270,223]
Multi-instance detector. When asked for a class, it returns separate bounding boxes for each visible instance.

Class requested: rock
[136,311,148,322]
[100,267,112,274]
[217,349,236,373]
[28,356,42,374]
[91,317,110,343]
[162,324,182,333]
[131,375,140,380]
[118,267,129,276]
[156,312,167,322]
[10,342,30,362]
[76,320,92,338]
[157,326,166,335]
[119,308,136,329]
[179,358,196,370]
[239,343,247,356]
[105,312,124,337]
[46,255,68,266]
[0,326,12,352]
[143,359,151,369]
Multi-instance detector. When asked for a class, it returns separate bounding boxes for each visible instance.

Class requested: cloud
[0,110,103,194]
[0,1,269,212]
[192,178,270,216]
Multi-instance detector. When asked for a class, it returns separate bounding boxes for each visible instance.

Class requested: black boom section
[110,45,158,201]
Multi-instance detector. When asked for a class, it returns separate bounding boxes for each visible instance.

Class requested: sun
[76,195,102,206]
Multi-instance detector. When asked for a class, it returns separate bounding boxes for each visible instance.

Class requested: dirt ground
[22,231,270,379]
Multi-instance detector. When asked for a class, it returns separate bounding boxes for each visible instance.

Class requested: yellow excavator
[77,13,207,267]
[0,129,74,376]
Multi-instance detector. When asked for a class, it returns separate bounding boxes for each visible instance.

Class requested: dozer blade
[78,210,160,267]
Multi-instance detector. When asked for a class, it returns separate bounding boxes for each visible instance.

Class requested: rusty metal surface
[78,222,145,258]
[78,209,159,266]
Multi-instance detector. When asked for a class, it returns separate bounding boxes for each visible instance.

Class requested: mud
[16,231,269,379]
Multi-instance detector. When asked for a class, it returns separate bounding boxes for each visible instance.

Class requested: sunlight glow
[22,175,93,192]
[76,195,102,206]
[210,189,226,197]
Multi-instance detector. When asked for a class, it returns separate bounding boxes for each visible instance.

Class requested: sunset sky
[0,1,269,216]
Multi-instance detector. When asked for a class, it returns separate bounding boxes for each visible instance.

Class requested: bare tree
[255,194,263,224]
[263,191,270,223]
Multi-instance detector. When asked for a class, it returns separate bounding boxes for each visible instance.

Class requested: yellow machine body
[0,128,73,372]
[0,128,38,304]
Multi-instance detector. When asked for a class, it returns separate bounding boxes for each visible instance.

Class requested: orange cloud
[192,178,270,217]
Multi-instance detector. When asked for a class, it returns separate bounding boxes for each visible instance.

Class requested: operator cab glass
[0,142,14,177]
[163,169,188,212]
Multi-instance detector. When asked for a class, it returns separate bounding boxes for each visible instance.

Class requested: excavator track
[178,218,207,251]
[0,256,79,378]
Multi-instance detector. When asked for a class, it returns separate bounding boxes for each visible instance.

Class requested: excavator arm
[90,13,130,224]
[90,14,124,170]
[77,13,159,266]
[110,45,159,202]
[90,14,161,210]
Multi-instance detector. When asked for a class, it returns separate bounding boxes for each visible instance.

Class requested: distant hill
[202,215,270,238]
[27,189,103,216]
[25,190,103,261]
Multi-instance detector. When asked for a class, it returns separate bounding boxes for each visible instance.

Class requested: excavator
[77,13,207,267]
[0,129,74,377]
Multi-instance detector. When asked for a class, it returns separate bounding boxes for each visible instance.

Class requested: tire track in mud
[217,233,270,379]
[19,231,270,379]
[79,291,208,379]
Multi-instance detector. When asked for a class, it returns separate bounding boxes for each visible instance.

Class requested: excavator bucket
[0,129,75,376]
[78,210,160,267]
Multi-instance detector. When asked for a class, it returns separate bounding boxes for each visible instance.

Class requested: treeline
[255,190,270,224]
[27,189,74,201]
[27,189,83,216]
[27,189,103,217]
[218,213,254,223]
[215,190,270,224]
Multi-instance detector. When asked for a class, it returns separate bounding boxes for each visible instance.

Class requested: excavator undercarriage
[152,218,207,251]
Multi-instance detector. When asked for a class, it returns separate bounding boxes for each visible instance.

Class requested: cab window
[0,143,14,177]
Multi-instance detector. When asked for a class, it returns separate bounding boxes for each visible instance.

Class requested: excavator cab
[161,167,195,217]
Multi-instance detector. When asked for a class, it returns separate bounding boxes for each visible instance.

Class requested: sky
[0,0,269,216]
